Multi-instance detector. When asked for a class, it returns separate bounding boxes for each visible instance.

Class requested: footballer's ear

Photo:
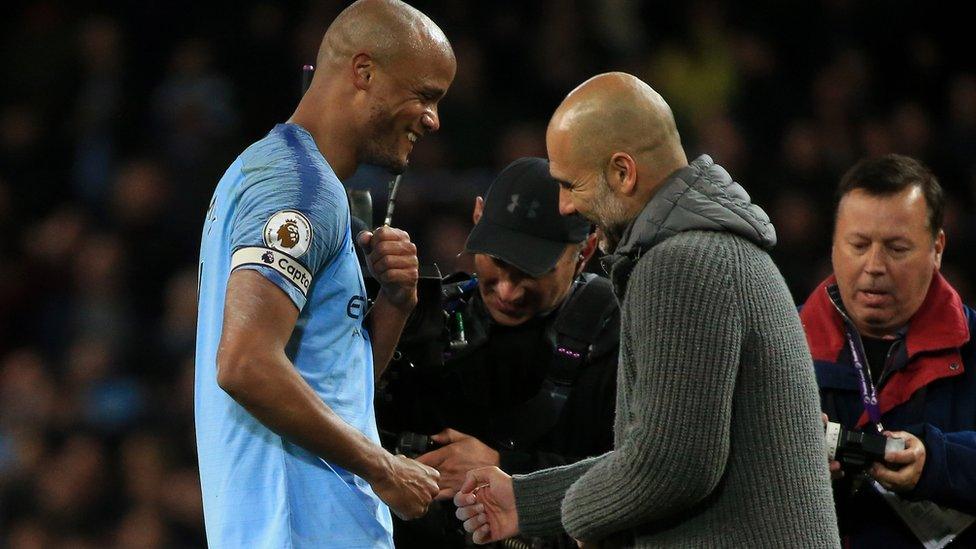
[352,53,374,91]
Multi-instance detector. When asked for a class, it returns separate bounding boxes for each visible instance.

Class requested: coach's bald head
[547,72,687,250]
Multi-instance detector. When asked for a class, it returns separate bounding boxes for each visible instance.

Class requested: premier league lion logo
[261,251,275,264]
[276,220,301,249]
[264,210,312,257]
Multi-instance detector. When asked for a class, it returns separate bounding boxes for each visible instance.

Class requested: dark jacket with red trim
[800,272,976,548]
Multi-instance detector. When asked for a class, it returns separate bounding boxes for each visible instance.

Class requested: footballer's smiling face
[358,45,455,174]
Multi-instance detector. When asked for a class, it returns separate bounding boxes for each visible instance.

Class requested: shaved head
[549,72,684,177]
[317,0,454,70]
[547,73,687,251]
[291,0,455,179]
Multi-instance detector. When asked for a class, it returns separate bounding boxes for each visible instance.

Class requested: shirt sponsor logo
[264,210,313,257]
[346,295,366,319]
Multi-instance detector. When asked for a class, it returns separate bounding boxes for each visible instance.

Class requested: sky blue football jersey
[195,123,392,548]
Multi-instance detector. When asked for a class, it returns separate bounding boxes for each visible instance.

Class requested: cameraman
[800,154,976,547]
[377,157,619,548]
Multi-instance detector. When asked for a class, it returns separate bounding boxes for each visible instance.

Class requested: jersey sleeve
[229,168,347,310]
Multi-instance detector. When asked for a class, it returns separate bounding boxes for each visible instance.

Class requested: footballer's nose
[422,108,440,133]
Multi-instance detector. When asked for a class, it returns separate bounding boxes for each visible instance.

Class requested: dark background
[1,1,974,546]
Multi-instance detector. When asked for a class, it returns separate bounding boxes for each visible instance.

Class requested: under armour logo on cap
[464,157,591,278]
[507,194,540,218]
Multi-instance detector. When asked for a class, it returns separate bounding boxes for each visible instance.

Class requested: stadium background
[1,0,974,546]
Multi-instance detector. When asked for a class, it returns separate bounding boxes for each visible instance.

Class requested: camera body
[393,431,440,458]
[825,421,905,471]
[375,272,484,458]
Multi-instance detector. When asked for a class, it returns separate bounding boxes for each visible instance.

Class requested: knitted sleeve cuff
[512,455,604,537]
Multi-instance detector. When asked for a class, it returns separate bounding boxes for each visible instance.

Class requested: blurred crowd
[1,0,974,546]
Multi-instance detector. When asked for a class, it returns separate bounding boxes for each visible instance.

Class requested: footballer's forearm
[216,269,394,484]
[217,350,394,484]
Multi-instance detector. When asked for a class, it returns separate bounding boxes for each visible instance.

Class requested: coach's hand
[358,227,418,310]
[373,454,440,520]
[454,467,518,544]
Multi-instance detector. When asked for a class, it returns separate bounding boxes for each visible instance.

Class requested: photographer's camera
[824,421,905,471]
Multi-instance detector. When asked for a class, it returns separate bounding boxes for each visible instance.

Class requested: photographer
[800,154,976,547]
[376,157,619,548]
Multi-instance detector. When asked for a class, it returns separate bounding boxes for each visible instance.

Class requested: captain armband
[231,247,313,297]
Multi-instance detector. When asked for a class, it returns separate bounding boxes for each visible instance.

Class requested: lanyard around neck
[826,284,886,432]
[842,326,885,432]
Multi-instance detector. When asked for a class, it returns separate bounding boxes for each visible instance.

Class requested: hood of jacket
[603,154,776,295]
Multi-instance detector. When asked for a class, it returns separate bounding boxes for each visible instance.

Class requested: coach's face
[832,186,945,338]
[548,129,631,252]
[360,44,455,174]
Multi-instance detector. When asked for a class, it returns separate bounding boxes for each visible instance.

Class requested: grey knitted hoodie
[511,155,840,547]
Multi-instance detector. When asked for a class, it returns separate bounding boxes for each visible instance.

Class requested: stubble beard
[591,176,630,253]
[360,103,407,174]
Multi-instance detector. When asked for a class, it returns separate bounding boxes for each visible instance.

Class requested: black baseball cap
[464,157,591,277]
